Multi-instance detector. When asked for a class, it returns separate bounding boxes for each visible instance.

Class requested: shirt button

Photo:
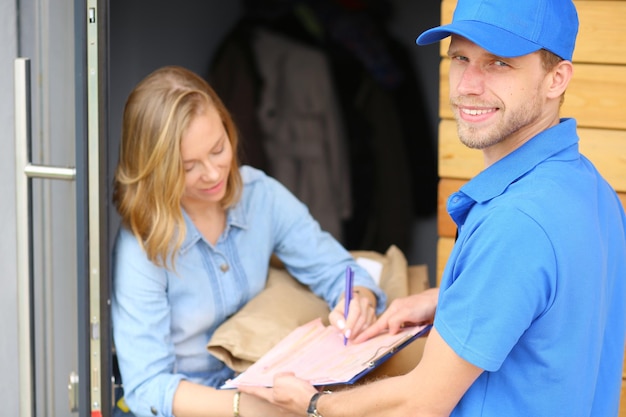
[150,406,157,415]
[220,264,229,272]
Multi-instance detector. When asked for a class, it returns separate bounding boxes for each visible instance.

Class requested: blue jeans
[112,385,136,417]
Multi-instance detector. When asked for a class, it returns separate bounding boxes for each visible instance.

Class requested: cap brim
[416,21,542,58]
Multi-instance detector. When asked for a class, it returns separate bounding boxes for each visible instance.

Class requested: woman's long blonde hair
[113,66,242,269]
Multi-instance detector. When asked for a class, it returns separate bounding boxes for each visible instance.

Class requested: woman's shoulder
[113,225,172,278]
[237,165,301,212]
[240,164,268,184]
[115,225,138,245]
[240,165,294,197]
[114,226,147,257]
[239,165,282,194]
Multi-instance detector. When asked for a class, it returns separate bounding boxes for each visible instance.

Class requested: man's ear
[546,60,573,99]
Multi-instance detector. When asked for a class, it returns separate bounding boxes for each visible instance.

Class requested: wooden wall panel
[567,64,626,130]
[436,237,455,287]
[572,1,626,65]
[437,178,464,238]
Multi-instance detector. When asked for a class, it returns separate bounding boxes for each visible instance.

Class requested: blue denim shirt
[112,166,386,417]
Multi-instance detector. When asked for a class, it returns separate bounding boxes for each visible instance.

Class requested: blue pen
[343,266,354,345]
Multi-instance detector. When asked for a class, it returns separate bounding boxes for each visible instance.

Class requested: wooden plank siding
[434,1,626,413]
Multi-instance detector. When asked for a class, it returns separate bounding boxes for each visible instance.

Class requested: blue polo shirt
[436,119,626,417]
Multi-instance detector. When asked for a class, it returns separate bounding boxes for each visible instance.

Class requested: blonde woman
[111,66,386,417]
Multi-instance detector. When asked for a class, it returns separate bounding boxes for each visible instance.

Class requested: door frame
[79,0,113,415]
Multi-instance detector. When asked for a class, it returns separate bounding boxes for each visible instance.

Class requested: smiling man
[240,0,626,416]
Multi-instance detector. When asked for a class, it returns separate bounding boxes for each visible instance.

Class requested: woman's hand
[239,372,317,416]
[328,286,377,343]
[172,379,301,417]
[239,386,305,417]
[354,287,439,343]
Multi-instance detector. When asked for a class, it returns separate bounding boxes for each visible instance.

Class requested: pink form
[222,318,430,388]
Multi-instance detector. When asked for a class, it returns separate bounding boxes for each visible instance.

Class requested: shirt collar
[179,201,249,253]
[460,118,580,204]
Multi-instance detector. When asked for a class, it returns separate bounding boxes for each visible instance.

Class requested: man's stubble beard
[453,87,543,150]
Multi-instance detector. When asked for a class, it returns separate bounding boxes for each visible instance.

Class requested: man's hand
[354,288,439,343]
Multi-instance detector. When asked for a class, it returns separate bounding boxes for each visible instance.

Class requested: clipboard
[348,324,432,383]
[221,318,432,388]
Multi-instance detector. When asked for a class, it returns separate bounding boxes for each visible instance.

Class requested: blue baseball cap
[416,0,579,61]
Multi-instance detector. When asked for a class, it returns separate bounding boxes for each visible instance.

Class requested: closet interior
[108,0,442,279]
